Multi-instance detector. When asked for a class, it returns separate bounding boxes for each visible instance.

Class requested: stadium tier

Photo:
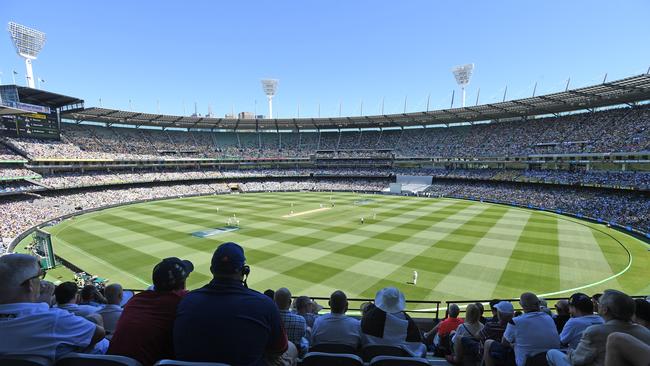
[1,104,648,159]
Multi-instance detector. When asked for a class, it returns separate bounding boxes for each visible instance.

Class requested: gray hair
[600,289,635,321]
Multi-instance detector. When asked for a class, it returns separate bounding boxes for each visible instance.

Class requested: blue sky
[1,0,649,118]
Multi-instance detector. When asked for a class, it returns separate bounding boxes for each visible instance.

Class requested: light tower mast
[261,79,278,119]
[8,22,46,89]
[452,64,474,107]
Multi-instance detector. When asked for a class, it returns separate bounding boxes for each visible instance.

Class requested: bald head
[520,292,541,312]
[329,290,348,314]
[104,284,123,305]
[274,287,292,310]
[0,254,41,304]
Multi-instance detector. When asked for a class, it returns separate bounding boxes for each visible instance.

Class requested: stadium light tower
[8,22,46,89]
[261,79,279,119]
[452,63,474,107]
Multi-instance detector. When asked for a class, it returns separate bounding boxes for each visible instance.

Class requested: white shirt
[97,304,123,335]
[311,313,361,348]
[0,302,97,362]
[504,311,560,366]
[56,303,102,317]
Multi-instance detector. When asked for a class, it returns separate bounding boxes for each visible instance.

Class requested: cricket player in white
[413,270,418,285]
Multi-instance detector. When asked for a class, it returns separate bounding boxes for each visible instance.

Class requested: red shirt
[437,317,464,336]
[108,290,187,366]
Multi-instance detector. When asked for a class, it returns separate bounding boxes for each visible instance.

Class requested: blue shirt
[560,314,604,349]
[56,303,102,317]
[311,313,361,348]
[279,309,306,345]
[0,302,96,362]
[504,311,560,366]
[173,279,288,366]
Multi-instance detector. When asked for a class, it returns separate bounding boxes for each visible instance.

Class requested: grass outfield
[41,192,650,306]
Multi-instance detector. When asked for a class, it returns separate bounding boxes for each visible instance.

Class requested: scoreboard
[0,85,83,140]
[1,111,60,139]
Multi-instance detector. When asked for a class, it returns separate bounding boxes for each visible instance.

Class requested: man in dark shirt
[108,257,193,366]
[480,301,515,366]
[553,299,570,333]
[174,242,289,366]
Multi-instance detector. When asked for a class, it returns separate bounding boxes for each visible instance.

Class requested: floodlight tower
[8,22,46,89]
[261,79,279,119]
[452,64,474,107]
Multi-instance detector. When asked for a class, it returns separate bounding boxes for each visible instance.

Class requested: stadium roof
[62,73,650,130]
[13,86,84,109]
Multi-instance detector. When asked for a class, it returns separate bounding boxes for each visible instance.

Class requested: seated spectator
[275,288,308,352]
[264,288,275,299]
[558,293,604,350]
[488,299,501,322]
[54,282,101,317]
[547,289,650,366]
[481,301,515,366]
[108,257,193,366]
[174,242,294,365]
[360,287,426,357]
[37,280,56,306]
[592,293,602,313]
[424,303,463,354]
[633,298,650,329]
[97,283,123,337]
[447,303,485,364]
[311,290,361,349]
[80,284,107,307]
[0,253,105,362]
[554,299,571,333]
[502,292,560,366]
[475,301,487,324]
[294,295,318,328]
[605,332,650,366]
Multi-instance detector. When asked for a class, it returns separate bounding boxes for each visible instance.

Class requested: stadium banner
[396,175,433,185]
[389,183,402,194]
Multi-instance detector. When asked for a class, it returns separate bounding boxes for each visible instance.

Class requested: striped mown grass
[44,192,649,306]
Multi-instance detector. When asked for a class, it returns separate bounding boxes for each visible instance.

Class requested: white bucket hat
[375,287,406,314]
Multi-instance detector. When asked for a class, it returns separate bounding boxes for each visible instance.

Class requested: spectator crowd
[1,104,649,160]
[1,243,649,365]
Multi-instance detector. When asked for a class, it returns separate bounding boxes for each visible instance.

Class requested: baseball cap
[152,257,194,291]
[494,301,514,314]
[211,242,246,273]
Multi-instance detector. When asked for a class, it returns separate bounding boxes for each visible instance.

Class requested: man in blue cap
[173,242,291,365]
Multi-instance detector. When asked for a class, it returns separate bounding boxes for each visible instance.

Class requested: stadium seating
[153,361,230,366]
[360,345,410,362]
[308,343,359,354]
[55,353,142,366]
[368,355,431,366]
[300,352,364,366]
[0,356,51,366]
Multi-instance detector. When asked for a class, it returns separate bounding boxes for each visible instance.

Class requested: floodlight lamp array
[8,21,46,59]
[261,79,279,96]
[452,63,474,87]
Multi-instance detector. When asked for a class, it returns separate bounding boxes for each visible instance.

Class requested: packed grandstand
[2,99,650,253]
